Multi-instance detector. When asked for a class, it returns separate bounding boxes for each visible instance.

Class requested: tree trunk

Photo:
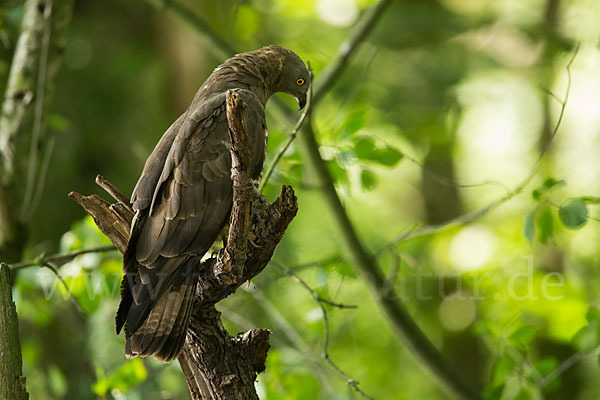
[0,263,29,400]
[0,0,74,262]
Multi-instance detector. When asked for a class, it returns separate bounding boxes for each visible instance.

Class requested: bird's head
[269,46,310,110]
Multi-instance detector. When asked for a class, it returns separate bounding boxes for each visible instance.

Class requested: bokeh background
[2,0,600,398]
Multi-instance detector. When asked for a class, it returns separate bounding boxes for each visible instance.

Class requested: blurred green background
[3,0,600,398]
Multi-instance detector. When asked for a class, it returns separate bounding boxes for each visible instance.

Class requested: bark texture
[0,263,29,400]
[70,90,298,399]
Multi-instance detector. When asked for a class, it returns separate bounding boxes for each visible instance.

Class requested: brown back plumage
[116,46,310,362]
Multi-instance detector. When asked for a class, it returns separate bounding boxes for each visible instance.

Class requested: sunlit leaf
[327,159,347,184]
[509,325,537,347]
[354,136,376,159]
[524,211,535,243]
[92,359,147,395]
[532,178,566,201]
[491,355,516,387]
[559,198,588,229]
[341,112,367,138]
[370,147,403,166]
[360,168,377,190]
[537,208,554,244]
[572,325,599,352]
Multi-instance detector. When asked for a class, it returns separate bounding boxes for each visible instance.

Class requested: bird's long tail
[116,257,198,362]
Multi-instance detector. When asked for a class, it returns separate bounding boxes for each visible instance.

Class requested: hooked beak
[297,94,307,110]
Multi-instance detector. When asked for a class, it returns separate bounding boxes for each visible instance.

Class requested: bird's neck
[198,53,284,107]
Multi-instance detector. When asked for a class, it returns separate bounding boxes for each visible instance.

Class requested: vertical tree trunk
[0,0,74,262]
[0,263,28,400]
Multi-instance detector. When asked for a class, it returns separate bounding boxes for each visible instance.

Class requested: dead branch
[69,89,297,399]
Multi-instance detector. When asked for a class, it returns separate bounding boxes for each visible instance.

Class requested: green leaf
[514,387,535,400]
[48,365,67,397]
[582,196,600,204]
[537,207,554,244]
[572,325,599,352]
[360,169,377,191]
[482,384,504,400]
[509,325,537,347]
[586,307,600,325]
[354,136,376,159]
[92,359,147,395]
[354,137,403,167]
[491,355,516,387]
[524,211,535,243]
[559,198,588,229]
[328,260,357,278]
[341,112,366,138]
[371,147,403,166]
[532,178,566,201]
[327,160,347,184]
[543,178,566,190]
[534,357,560,391]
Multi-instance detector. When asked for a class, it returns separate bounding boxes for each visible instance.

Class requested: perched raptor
[116,46,310,361]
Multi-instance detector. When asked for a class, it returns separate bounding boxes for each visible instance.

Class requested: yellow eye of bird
[296,77,305,86]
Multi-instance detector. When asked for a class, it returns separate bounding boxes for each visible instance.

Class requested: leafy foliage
[4,0,600,399]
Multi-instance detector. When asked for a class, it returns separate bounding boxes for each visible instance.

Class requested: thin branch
[9,245,117,270]
[260,64,314,190]
[248,287,336,396]
[311,0,394,106]
[378,44,580,254]
[272,262,371,399]
[403,152,511,194]
[273,263,356,309]
[40,261,84,315]
[538,348,600,388]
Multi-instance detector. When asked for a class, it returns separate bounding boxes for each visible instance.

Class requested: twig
[40,261,84,315]
[403,152,511,194]
[377,44,580,255]
[248,287,336,395]
[96,175,130,205]
[311,0,394,106]
[260,64,314,190]
[538,348,600,388]
[272,262,371,399]
[273,263,356,309]
[9,245,117,270]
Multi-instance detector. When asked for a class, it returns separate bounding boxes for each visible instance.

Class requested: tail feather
[118,257,199,362]
[156,280,196,361]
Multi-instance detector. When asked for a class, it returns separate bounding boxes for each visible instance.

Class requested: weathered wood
[70,90,298,399]
[0,263,29,400]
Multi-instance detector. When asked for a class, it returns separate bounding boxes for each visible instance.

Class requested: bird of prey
[116,46,310,361]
